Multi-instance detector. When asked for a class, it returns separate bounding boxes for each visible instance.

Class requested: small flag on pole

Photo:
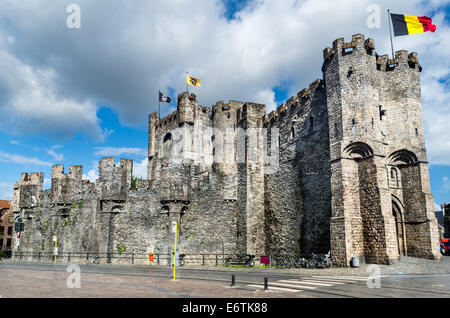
[159,91,171,103]
[390,13,436,36]
[187,74,201,87]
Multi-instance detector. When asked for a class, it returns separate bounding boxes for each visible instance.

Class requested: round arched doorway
[392,198,407,256]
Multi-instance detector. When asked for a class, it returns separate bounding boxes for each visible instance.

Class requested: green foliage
[131,177,144,190]
[41,239,45,251]
[116,244,127,255]
[216,171,225,182]
[71,201,83,209]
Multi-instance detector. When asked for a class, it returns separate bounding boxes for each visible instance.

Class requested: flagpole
[186,72,189,93]
[158,89,161,118]
[387,9,395,59]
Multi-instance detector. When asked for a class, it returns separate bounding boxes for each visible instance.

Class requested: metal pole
[158,89,161,118]
[54,236,57,263]
[387,9,395,59]
[231,274,235,287]
[186,72,189,93]
[173,222,178,281]
[264,277,268,291]
[222,239,224,266]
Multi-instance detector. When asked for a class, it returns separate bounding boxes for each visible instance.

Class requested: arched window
[161,206,169,214]
[163,133,172,143]
[388,149,418,166]
[343,142,374,160]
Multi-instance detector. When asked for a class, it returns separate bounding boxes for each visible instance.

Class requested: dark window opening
[163,133,172,143]
[7,226,12,236]
[309,116,314,129]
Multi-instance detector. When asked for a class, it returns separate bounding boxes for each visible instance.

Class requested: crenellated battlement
[20,172,44,184]
[15,157,137,211]
[98,157,133,201]
[267,78,325,128]
[322,34,421,74]
[51,164,83,204]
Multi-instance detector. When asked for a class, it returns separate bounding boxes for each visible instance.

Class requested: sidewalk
[178,255,450,276]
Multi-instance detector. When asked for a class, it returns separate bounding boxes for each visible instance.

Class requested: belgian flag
[390,13,436,36]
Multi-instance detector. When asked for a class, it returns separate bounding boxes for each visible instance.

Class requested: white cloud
[0,150,52,166]
[83,169,98,183]
[0,0,448,165]
[94,147,147,158]
[47,149,64,162]
[435,202,442,211]
[133,158,148,179]
[0,182,13,200]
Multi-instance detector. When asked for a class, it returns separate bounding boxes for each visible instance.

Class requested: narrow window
[290,127,295,139]
[163,133,172,143]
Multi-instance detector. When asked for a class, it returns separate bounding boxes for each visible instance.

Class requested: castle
[11,34,442,266]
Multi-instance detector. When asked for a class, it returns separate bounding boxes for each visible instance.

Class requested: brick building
[0,200,14,255]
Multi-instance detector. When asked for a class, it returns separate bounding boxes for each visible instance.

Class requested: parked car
[440,238,450,255]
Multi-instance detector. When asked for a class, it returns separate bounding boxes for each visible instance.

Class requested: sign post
[172,221,178,281]
[53,236,57,263]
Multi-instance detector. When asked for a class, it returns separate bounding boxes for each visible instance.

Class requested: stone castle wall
[12,34,442,266]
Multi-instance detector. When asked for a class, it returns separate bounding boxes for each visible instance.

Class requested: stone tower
[323,34,441,266]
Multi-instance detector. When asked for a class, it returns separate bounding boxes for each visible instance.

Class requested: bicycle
[86,256,101,264]
[307,253,319,268]
[298,257,309,268]
[321,251,332,268]
[224,254,255,267]
[179,253,186,266]
[170,252,186,266]
[307,252,332,269]
[246,254,255,268]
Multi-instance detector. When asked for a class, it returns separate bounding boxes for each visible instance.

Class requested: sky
[0,0,449,209]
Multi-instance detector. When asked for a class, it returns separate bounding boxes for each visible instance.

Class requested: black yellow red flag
[390,13,436,36]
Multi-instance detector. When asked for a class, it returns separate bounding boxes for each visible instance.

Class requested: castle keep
[11,34,442,266]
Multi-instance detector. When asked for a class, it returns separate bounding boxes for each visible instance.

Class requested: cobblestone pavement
[0,263,311,298]
[1,256,449,298]
[185,255,450,276]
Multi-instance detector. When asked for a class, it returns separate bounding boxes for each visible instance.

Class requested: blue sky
[0,0,449,209]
